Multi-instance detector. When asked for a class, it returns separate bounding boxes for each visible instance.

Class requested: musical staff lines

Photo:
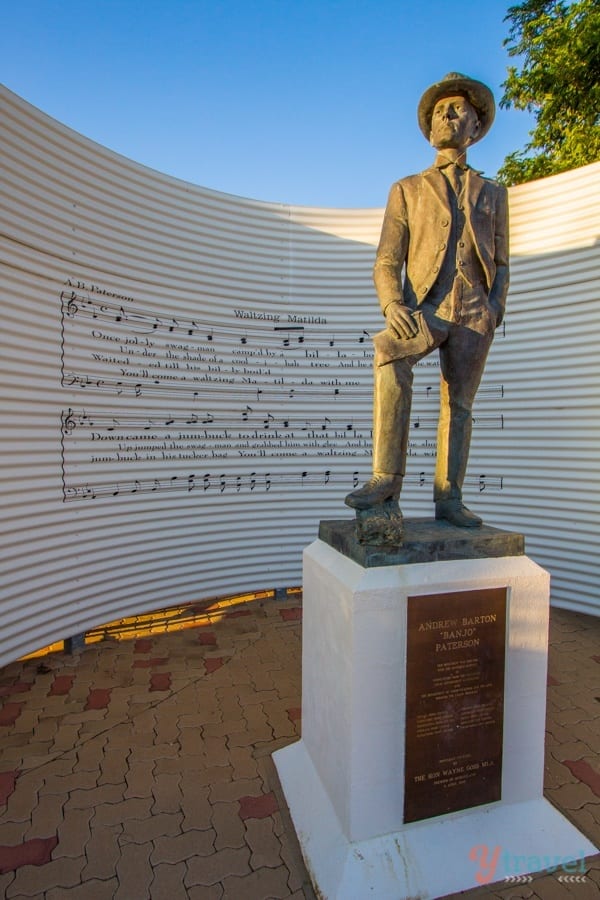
[61,372,504,405]
[61,407,505,437]
[63,469,504,502]
[61,290,371,350]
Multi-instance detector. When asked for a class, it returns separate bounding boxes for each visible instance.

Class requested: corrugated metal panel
[1,85,598,665]
[481,162,600,616]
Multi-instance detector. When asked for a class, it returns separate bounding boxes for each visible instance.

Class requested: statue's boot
[435,498,482,527]
[345,473,403,510]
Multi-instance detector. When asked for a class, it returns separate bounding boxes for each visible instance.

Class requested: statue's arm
[488,185,510,327]
[373,182,418,339]
[373,182,409,312]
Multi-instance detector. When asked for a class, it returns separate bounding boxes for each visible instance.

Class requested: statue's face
[429,94,481,150]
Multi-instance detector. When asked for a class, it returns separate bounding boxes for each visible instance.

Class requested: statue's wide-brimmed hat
[417,72,495,143]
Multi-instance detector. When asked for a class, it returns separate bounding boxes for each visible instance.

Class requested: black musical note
[250,472,256,491]
[219,474,226,493]
[236,475,242,493]
[358,330,370,343]
[188,474,195,492]
[203,474,210,491]
[321,417,331,431]
[202,413,214,424]
[324,470,331,485]
[419,471,426,486]
[275,325,304,348]
[265,473,271,491]
[241,406,253,422]
[263,413,275,429]
[479,475,486,492]
[353,471,359,488]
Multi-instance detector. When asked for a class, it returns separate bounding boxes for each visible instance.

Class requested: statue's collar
[432,152,483,175]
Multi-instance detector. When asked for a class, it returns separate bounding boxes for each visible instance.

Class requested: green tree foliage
[498,0,600,184]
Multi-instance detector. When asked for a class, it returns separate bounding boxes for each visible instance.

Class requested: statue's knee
[448,403,472,423]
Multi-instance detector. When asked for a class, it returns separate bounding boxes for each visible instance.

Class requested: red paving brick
[48,675,74,696]
[134,639,153,653]
[0,702,22,726]
[85,689,112,710]
[0,771,19,805]
[149,672,172,692]
[564,759,600,797]
[205,658,225,674]
[238,792,279,821]
[198,631,218,645]
[287,707,301,722]
[0,835,58,873]
[279,607,302,621]
[0,682,32,696]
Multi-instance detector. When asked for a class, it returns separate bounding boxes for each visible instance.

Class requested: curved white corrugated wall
[1,85,599,663]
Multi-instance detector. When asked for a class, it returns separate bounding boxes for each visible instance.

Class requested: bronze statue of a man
[346,73,509,529]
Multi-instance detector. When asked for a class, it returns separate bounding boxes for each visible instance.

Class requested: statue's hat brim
[417,73,495,143]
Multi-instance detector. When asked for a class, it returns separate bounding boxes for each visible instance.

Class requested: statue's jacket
[373,166,509,323]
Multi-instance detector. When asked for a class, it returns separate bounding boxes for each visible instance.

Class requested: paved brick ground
[0,593,598,899]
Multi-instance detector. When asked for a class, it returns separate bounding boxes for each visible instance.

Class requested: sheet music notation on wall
[60,285,506,504]
[63,469,504,503]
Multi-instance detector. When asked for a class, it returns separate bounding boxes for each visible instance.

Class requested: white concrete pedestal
[273,538,596,899]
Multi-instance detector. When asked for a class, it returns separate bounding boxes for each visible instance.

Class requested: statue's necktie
[448,163,464,198]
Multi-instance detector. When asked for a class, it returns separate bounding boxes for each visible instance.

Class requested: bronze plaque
[404,587,506,823]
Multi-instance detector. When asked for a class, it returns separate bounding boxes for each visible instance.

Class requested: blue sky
[1,0,534,207]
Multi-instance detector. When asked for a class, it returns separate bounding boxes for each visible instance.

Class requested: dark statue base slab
[319,516,524,568]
